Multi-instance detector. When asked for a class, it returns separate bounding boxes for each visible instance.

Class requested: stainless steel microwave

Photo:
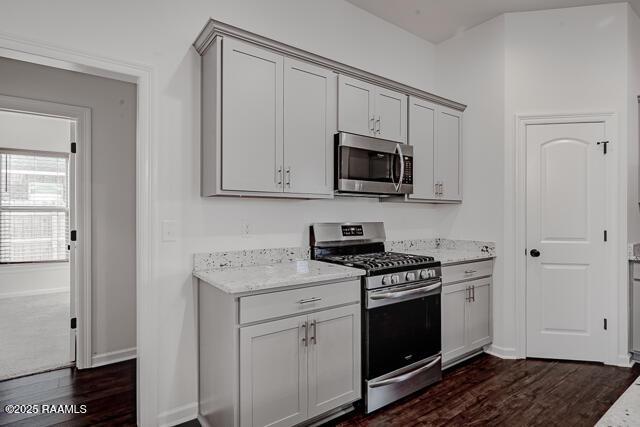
[335,132,413,196]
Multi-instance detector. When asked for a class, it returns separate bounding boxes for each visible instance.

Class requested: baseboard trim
[485,345,518,359]
[91,347,136,368]
[0,287,68,299]
[158,402,198,427]
[612,353,635,368]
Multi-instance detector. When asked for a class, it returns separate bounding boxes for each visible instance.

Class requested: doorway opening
[0,101,90,380]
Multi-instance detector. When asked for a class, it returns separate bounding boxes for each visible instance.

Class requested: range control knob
[382,275,392,286]
[391,274,400,284]
[429,269,437,278]
[405,272,416,281]
[419,269,429,280]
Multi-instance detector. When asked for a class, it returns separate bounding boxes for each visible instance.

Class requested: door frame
[514,112,622,365]
[0,94,91,368]
[0,32,157,424]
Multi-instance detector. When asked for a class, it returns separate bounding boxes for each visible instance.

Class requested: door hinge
[70,230,77,242]
[604,230,607,242]
[71,317,77,329]
[70,142,77,153]
[597,140,610,154]
[604,318,608,330]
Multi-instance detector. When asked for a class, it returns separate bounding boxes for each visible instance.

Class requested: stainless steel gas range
[310,222,442,413]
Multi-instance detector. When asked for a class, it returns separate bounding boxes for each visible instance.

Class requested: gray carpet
[0,291,71,380]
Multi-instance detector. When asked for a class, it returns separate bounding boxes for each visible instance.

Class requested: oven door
[336,132,413,195]
[364,280,441,381]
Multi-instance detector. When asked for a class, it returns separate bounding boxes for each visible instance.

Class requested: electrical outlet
[162,220,178,242]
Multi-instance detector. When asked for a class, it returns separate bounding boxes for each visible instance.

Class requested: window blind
[0,150,70,263]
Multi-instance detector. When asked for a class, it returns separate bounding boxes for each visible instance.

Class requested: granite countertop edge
[194,260,366,296]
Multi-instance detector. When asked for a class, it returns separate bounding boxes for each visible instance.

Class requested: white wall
[0,264,69,298]
[435,14,507,356]
[0,0,440,420]
[0,57,137,361]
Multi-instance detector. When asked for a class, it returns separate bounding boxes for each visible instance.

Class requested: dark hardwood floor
[0,360,136,426]
[335,354,640,427]
[0,354,637,426]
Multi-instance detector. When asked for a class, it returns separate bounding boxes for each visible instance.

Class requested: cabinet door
[467,279,492,350]
[307,304,361,418]
[222,38,284,193]
[283,58,336,195]
[408,96,436,200]
[374,87,407,143]
[442,282,468,364]
[240,315,308,427]
[435,106,462,201]
[338,75,375,137]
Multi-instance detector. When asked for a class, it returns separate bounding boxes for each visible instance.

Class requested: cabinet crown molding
[193,19,467,112]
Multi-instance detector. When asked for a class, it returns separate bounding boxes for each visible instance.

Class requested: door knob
[530,249,540,257]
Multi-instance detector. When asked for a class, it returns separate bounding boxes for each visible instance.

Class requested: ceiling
[346,0,640,43]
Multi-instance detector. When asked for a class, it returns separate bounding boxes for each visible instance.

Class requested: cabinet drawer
[442,260,493,285]
[239,280,360,324]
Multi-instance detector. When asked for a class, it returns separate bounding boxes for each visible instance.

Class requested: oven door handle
[370,281,441,300]
[369,355,442,388]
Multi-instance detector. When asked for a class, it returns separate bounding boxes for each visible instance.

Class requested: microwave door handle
[394,143,404,192]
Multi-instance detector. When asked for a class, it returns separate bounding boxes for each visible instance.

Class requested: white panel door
[222,38,284,193]
[338,75,375,137]
[526,121,606,361]
[374,87,407,143]
[408,96,436,200]
[283,58,336,195]
[240,315,308,427]
[442,282,468,364]
[467,279,492,349]
[307,305,361,418]
[436,107,462,201]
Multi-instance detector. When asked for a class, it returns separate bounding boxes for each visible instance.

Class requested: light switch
[162,220,178,242]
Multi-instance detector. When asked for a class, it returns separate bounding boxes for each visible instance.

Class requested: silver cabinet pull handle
[376,115,381,133]
[277,167,283,185]
[464,269,477,274]
[310,320,317,345]
[465,286,470,302]
[472,285,476,302]
[297,297,322,304]
[285,167,291,187]
[370,116,375,132]
[369,355,442,388]
[301,322,308,347]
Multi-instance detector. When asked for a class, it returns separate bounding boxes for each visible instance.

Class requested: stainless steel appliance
[311,222,442,413]
[335,132,413,196]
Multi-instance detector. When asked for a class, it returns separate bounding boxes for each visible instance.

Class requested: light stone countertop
[193,260,365,295]
[395,248,495,265]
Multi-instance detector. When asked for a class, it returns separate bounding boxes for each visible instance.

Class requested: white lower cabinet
[441,260,493,367]
[240,315,309,427]
[240,304,361,427]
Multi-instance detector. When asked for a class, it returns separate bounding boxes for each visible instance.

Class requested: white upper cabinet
[406,96,463,203]
[221,38,284,193]
[338,75,407,143]
[337,75,375,138]
[408,97,436,200]
[283,58,336,196]
[436,106,462,201]
[374,86,407,143]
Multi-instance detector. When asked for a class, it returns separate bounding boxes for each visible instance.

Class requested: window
[0,150,70,263]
